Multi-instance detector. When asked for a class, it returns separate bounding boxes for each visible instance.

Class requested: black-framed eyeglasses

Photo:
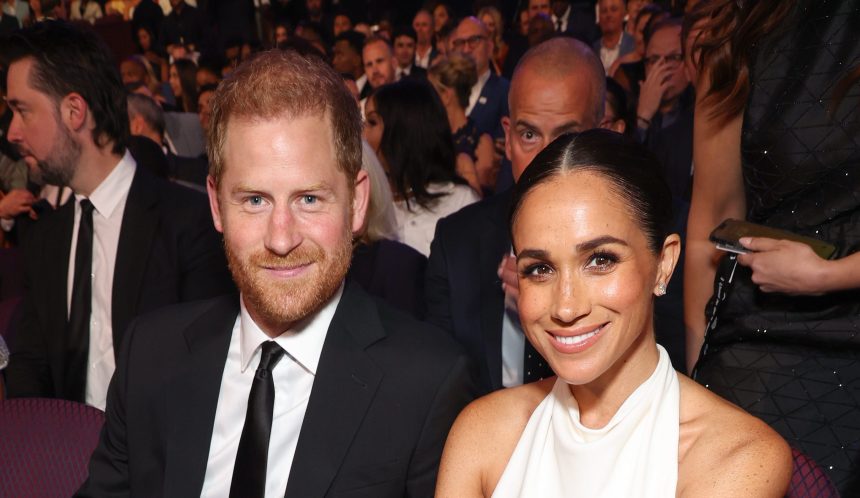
[643,53,684,66]
[451,35,487,50]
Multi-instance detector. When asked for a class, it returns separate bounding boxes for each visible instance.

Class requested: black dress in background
[693,1,860,493]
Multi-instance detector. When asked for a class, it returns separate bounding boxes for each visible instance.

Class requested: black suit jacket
[426,190,544,394]
[78,282,476,497]
[468,73,510,140]
[6,164,234,401]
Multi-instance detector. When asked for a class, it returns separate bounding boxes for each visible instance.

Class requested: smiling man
[80,49,475,498]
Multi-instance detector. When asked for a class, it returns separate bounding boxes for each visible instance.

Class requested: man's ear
[206,175,224,233]
[351,169,370,235]
[60,92,89,133]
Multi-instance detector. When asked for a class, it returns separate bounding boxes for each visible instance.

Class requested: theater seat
[786,447,840,498]
[0,398,104,497]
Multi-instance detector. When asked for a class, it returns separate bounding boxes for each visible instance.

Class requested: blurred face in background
[362,97,384,157]
[198,89,214,132]
[393,35,416,69]
[598,0,625,38]
[529,0,550,18]
[413,10,433,45]
[644,25,689,105]
[333,14,352,36]
[363,40,396,89]
[451,18,493,75]
[433,4,449,34]
[169,64,182,98]
[274,25,288,44]
[333,40,362,77]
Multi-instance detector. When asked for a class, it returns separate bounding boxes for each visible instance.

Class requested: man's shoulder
[348,285,465,363]
[484,73,510,95]
[130,294,236,334]
[130,167,210,215]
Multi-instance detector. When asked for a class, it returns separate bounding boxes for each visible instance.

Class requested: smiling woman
[435,130,792,498]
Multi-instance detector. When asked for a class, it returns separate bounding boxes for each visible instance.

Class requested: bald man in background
[426,38,606,394]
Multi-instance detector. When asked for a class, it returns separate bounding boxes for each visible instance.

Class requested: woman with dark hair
[428,54,496,193]
[168,58,199,113]
[363,78,479,256]
[431,2,452,36]
[684,1,860,491]
[135,25,168,82]
[436,130,791,497]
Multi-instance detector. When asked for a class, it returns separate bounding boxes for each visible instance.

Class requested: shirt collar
[476,68,491,90]
[75,150,136,218]
[239,283,344,374]
[552,6,571,24]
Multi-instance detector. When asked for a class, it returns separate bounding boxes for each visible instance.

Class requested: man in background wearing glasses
[634,17,694,203]
[450,17,509,141]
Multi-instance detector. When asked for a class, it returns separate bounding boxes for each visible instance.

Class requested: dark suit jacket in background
[468,73,510,140]
[348,238,427,319]
[6,164,234,402]
[426,190,547,394]
[78,282,476,497]
[0,13,18,37]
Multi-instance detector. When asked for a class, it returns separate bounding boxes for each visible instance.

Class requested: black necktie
[556,19,563,32]
[523,339,553,383]
[67,198,94,400]
[230,341,286,498]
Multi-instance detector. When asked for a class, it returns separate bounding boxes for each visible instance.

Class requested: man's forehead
[456,20,484,38]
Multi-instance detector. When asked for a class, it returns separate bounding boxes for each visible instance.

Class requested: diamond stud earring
[655,283,667,296]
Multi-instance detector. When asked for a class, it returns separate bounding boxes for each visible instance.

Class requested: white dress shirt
[200,285,343,498]
[599,35,623,71]
[67,151,136,410]
[501,249,525,387]
[415,46,432,68]
[552,5,571,32]
[465,69,492,117]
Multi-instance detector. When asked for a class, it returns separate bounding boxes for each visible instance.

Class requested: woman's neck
[569,329,660,429]
[448,106,468,134]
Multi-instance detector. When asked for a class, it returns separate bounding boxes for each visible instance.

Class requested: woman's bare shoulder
[435,378,555,498]
[676,376,792,497]
[454,378,553,448]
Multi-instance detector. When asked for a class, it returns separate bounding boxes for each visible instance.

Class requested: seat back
[786,447,840,498]
[0,398,104,497]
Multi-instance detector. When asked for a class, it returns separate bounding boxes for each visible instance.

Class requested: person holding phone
[684,0,860,492]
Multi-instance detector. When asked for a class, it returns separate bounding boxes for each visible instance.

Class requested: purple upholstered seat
[0,398,104,497]
[787,447,840,498]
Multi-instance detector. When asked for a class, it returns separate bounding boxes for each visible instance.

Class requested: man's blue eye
[302,195,317,204]
[248,195,263,205]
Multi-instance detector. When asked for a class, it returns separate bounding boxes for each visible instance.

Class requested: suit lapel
[112,166,159,348]
[285,283,384,497]
[478,191,512,391]
[162,296,238,497]
[46,201,77,395]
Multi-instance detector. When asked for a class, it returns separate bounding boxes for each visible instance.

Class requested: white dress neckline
[492,345,680,498]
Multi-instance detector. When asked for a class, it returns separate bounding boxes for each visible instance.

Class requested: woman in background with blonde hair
[428,54,497,194]
[477,6,508,75]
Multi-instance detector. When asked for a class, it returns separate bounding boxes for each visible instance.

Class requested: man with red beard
[79,49,476,497]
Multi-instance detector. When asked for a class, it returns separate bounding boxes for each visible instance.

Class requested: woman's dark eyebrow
[576,236,628,253]
[516,249,548,261]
